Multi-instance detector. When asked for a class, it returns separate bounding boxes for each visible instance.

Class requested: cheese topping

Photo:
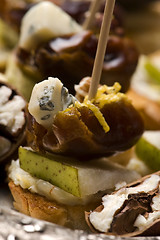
[28,77,76,130]
[8,159,91,206]
[8,157,140,206]
[19,1,82,50]
[0,85,26,134]
[134,186,160,230]
[75,100,110,133]
[89,174,160,232]
[93,82,127,108]
[29,79,127,133]
[75,82,127,133]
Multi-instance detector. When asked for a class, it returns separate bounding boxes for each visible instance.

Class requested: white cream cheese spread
[9,157,140,206]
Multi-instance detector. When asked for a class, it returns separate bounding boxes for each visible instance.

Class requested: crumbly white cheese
[8,159,98,206]
[131,55,160,102]
[78,159,140,197]
[134,211,160,231]
[9,157,140,206]
[19,1,82,50]
[0,86,12,105]
[134,205,160,231]
[89,174,160,232]
[134,184,160,230]
[28,77,76,129]
[0,86,26,133]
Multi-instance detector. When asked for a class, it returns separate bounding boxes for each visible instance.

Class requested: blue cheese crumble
[28,77,76,130]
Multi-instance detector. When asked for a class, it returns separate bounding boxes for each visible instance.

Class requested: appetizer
[0,0,124,35]
[8,77,144,230]
[86,171,160,237]
[1,0,160,237]
[135,130,160,172]
[15,1,138,96]
[0,76,26,179]
[127,51,160,130]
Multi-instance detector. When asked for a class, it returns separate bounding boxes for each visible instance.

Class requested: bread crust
[8,181,68,226]
[8,181,99,231]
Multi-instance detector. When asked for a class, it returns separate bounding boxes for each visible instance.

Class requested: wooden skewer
[88,0,116,100]
[83,0,102,30]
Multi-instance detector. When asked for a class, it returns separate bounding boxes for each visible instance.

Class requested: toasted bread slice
[8,181,100,231]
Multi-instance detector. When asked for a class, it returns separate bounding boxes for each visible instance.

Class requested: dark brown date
[17,31,139,94]
[26,88,144,159]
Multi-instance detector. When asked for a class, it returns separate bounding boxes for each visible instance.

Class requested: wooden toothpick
[83,0,102,30]
[88,0,116,100]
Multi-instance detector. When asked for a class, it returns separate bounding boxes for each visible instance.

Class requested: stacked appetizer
[0,0,124,33]
[1,1,139,100]
[0,75,26,178]
[1,0,160,237]
[127,51,160,130]
[8,76,144,230]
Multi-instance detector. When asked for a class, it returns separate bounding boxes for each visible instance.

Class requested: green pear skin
[135,137,160,171]
[19,147,80,197]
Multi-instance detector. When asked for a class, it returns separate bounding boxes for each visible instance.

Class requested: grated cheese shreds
[75,100,110,133]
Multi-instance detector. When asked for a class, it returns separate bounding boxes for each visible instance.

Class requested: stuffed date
[26,77,144,159]
[0,0,124,35]
[17,30,139,94]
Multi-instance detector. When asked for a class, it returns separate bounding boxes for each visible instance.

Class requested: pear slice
[144,60,160,85]
[19,147,80,197]
[135,131,160,171]
[19,147,140,198]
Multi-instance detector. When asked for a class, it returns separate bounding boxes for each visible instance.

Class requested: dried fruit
[26,80,144,158]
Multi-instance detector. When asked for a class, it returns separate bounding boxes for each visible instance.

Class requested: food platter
[0,1,160,239]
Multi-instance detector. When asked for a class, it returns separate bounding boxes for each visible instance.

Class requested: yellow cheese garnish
[67,82,128,134]
[93,82,127,108]
[75,100,110,133]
